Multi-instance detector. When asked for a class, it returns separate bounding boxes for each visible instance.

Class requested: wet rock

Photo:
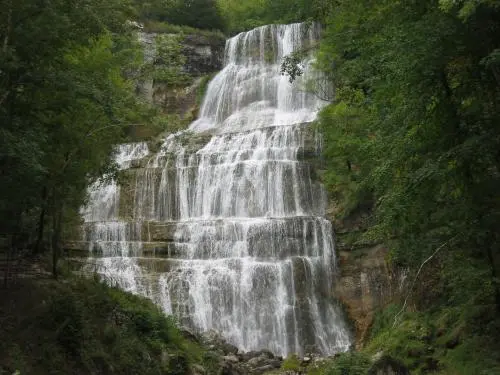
[223,355,240,364]
[222,343,239,356]
[268,359,282,368]
[334,243,406,348]
[259,350,275,359]
[201,330,239,356]
[247,356,266,368]
[239,351,261,362]
[304,345,321,356]
[220,362,241,375]
[238,348,277,363]
[220,360,247,375]
[246,355,281,371]
[251,365,274,375]
[192,364,206,375]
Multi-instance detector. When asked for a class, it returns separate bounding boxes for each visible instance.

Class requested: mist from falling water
[82,23,351,356]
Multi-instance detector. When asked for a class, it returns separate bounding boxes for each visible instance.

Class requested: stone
[333,242,407,348]
[145,221,177,242]
[250,365,274,375]
[200,330,239,356]
[259,350,275,359]
[221,343,239,356]
[246,356,265,368]
[239,351,261,362]
[220,362,246,375]
[138,30,225,115]
[223,355,240,364]
[126,20,144,30]
[192,364,206,375]
[268,359,282,368]
[246,356,281,370]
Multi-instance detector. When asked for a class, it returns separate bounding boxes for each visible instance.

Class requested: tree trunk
[0,0,12,107]
[485,243,500,312]
[51,203,63,279]
[34,186,48,254]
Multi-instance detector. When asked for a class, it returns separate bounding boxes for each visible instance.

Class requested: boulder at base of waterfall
[250,365,275,375]
[220,361,246,375]
[223,355,240,364]
[239,349,275,362]
[202,330,239,355]
[246,355,282,374]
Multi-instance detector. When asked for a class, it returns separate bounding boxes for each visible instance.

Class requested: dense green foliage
[0,277,204,374]
[0,0,155,274]
[216,0,330,34]
[134,0,224,31]
[315,0,500,301]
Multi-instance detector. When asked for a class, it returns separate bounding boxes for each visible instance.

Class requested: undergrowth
[0,276,205,375]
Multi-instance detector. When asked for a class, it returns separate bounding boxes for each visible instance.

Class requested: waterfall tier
[81,23,351,356]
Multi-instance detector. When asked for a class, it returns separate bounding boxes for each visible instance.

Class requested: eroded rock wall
[328,207,406,348]
[138,31,225,119]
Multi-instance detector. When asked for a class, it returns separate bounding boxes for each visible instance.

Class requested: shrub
[281,354,301,371]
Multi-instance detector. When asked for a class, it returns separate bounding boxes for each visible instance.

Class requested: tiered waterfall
[82,23,351,356]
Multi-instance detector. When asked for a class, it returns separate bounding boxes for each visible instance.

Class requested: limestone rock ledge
[137,31,225,118]
[328,205,406,349]
[334,244,406,348]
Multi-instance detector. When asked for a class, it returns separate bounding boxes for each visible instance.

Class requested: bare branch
[392,235,459,327]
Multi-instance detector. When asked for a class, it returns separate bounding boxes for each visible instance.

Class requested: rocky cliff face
[327,206,406,348]
[137,31,225,119]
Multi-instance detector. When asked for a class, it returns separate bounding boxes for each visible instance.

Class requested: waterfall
[82,23,351,356]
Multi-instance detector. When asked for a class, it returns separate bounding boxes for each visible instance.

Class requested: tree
[0,0,148,277]
[314,0,500,308]
[134,0,225,31]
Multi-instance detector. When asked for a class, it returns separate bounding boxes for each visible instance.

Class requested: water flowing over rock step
[80,216,335,259]
[129,153,320,170]
[83,253,350,356]
[156,159,307,168]
[123,165,324,220]
[80,240,334,260]
[83,216,333,241]
[133,123,320,169]
[87,255,332,270]
[196,121,314,136]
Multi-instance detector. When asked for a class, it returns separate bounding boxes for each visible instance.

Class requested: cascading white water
[82,23,351,356]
